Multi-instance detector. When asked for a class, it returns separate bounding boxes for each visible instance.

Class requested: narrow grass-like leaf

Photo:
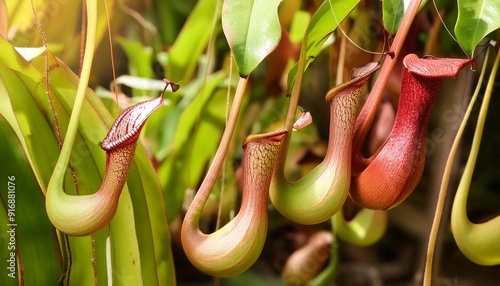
[158,72,228,220]
[116,38,155,97]
[130,146,176,285]
[167,0,220,82]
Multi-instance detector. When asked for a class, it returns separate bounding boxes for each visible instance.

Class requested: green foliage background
[1,0,500,285]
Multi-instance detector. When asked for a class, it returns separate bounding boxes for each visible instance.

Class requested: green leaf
[167,0,220,82]
[116,38,155,97]
[382,0,405,35]
[0,114,62,285]
[455,0,500,56]
[128,145,176,285]
[382,0,427,35]
[116,38,154,79]
[289,11,311,44]
[34,53,175,285]
[305,0,359,57]
[154,0,197,45]
[286,0,359,93]
[0,35,175,284]
[222,0,283,76]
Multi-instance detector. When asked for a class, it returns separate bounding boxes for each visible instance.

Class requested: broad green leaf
[0,37,96,283]
[0,71,42,188]
[222,0,283,76]
[306,0,359,54]
[0,62,63,193]
[116,39,154,79]
[455,0,500,56]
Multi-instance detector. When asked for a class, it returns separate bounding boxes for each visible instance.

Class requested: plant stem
[187,76,248,222]
[335,31,347,86]
[48,0,97,189]
[309,223,339,286]
[423,50,489,285]
[277,33,308,174]
[284,36,308,132]
[352,0,422,151]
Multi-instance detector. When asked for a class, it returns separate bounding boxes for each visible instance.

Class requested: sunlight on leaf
[455,0,500,56]
[115,75,176,92]
[382,0,427,35]
[14,47,46,61]
[222,0,283,77]
[289,11,311,44]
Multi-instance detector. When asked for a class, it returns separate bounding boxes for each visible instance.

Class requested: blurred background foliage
[1,0,500,285]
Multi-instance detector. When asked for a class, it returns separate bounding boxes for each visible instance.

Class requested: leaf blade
[382,0,405,35]
[286,0,360,93]
[455,0,500,56]
[222,0,283,76]
[0,114,62,285]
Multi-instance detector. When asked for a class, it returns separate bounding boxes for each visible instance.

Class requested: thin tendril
[432,0,470,59]
[119,2,157,34]
[32,0,82,193]
[216,50,233,231]
[31,0,62,148]
[328,0,385,56]
[31,0,74,281]
[104,0,119,102]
